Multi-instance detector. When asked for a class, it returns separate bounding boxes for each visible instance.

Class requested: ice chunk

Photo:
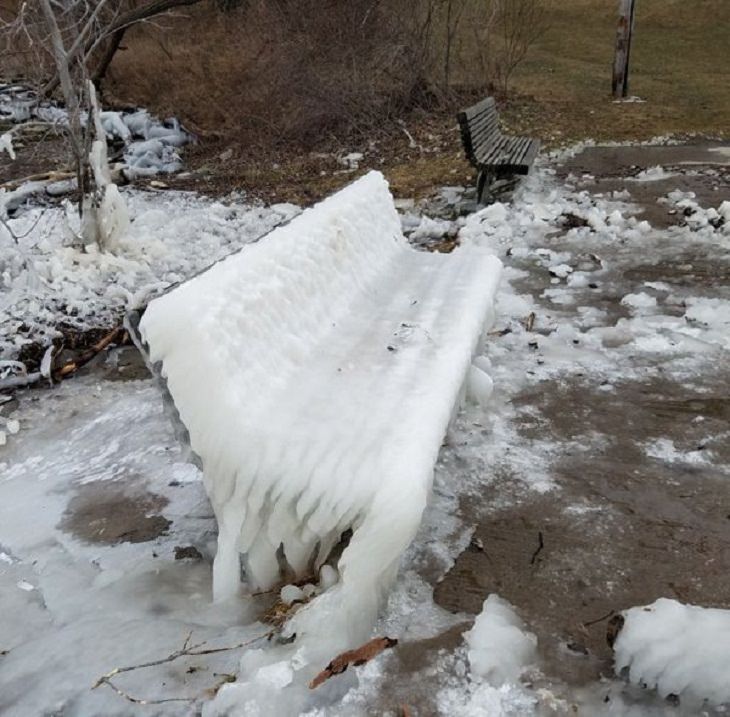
[628,166,676,182]
[1,132,15,160]
[548,263,573,279]
[280,584,304,605]
[319,564,338,590]
[614,598,730,707]
[140,170,501,668]
[254,661,294,689]
[719,200,730,223]
[100,111,132,142]
[621,292,657,310]
[477,202,508,225]
[466,594,537,686]
[466,363,494,408]
[81,82,129,250]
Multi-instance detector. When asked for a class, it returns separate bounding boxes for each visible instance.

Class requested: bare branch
[91,630,274,706]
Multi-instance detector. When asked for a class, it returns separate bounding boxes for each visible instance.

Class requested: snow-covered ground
[0,190,298,367]
[1,146,729,716]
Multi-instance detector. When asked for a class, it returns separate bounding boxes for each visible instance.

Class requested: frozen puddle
[0,376,266,715]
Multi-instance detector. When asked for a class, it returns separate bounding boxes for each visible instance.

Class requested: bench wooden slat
[477,135,513,165]
[506,136,531,164]
[468,115,498,139]
[472,127,502,157]
[463,112,499,145]
[459,97,496,122]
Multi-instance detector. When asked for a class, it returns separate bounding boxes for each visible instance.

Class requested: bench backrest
[457,97,501,165]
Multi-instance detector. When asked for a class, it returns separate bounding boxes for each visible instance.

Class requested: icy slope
[614,598,730,707]
[141,171,501,658]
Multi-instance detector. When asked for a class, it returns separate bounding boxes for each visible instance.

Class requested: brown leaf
[309,636,397,689]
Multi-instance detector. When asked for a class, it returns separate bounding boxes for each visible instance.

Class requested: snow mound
[466,595,537,686]
[141,170,501,666]
[614,598,730,707]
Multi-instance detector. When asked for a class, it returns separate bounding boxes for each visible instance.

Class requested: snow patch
[614,598,730,707]
[466,595,538,686]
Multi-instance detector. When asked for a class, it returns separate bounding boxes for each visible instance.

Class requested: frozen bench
[138,171,501,658]
[458,97,540,203]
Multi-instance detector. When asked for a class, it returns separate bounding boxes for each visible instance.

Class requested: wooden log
[612,0,637,99]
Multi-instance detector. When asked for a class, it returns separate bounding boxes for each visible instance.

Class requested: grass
[502,0,730,144]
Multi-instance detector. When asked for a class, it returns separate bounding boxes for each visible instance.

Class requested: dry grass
[502,0,730,144]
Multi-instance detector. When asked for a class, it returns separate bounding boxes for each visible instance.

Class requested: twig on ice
[529,530,544,565]
[582,608,615,628]
[524,312,536,332]
[91,629,273,705]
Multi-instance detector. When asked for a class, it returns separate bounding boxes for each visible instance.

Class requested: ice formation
[141,170,501,659]
[0,131,15,159]
[82,83,129,250]
[466,595,537,686]
[614,598,730,707]
[0,82,188,182]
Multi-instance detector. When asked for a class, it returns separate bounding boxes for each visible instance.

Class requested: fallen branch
[0,170,74,192]
[0,325,125,393]
[53,326,125,380]
[309,636,398,689]
[92,630,272,706]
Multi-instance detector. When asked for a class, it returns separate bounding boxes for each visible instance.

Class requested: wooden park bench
[134,170,501,663]
[458,97,540,203]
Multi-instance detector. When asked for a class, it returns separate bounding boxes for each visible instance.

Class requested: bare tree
[1,0,202,249]
[491,0,550,92]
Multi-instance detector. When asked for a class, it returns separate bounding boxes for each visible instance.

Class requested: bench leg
[476,170,488,204]
[477,170,493,204]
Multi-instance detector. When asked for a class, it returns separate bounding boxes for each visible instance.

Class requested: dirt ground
[427,143,730,697]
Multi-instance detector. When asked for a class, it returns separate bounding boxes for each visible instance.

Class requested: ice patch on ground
[628,166,677,182]
[644,438,709,465]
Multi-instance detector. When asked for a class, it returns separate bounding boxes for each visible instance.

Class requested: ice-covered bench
[139,171,501,659]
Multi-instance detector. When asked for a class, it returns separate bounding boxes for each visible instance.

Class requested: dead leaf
[309,636,397,689]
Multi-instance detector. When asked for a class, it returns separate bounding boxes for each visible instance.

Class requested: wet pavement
[431,143,730,699]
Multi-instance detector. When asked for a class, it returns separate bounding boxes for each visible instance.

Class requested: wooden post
[612,0,637,99]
